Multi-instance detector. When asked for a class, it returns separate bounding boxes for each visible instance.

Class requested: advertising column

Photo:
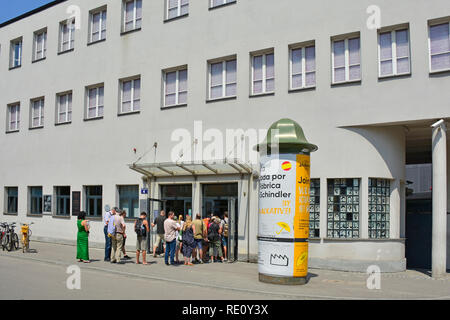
[256,119,317,285]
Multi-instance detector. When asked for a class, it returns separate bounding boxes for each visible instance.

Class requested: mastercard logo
[281,161,292,171]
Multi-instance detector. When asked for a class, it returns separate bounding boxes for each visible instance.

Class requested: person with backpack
[192,214,205,264]
[108,209,125,264]
[208,217,224,263]
[134,212,150,265]
[221,211,229,262]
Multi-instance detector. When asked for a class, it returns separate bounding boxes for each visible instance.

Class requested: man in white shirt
[103,206,117,262]
[164,211,180,266]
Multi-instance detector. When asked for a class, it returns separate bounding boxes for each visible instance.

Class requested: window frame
[33,29,47,62]
[59,18,75,53]
[378,26,411,78]
[119,76,141,115]
[123,0,142,33]
[118,185,140,218]
[30,97,45,129]
[331,34,361,84]
[28,186,43,216]
[166,0,189,20]
[208,57,237,101]
[209,0,236,9]
[56,92,72,125]
[428,20,450,73]
[289,42,316,90]
[55,186,71,216]
[5,187,19,215]
[85,185,103,217]
[250,50,275,96]
[10,38,23,69]
[368,178,391,239]
[85,84,105,120]
[7,103,20,132]
[163,67,188,108]
[89,7,107,44]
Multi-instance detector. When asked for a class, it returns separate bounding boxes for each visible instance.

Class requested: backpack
[223,220,229,238]
[135,218,146,237]
[207,223,219,242]
[107,215,117,237]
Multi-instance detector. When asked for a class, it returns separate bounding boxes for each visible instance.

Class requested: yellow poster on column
[293,154,310,277]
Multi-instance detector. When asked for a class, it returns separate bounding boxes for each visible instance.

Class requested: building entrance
[160,184,192,219]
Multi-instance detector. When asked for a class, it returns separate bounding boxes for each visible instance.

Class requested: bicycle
[1,223,19,252]
[20,222,34,253]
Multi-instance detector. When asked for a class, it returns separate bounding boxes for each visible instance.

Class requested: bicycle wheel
[13,233,19,251]
[1,234,7,251]
[6,235,13,252]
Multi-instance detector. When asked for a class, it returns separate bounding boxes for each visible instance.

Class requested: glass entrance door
[160,184,193,220]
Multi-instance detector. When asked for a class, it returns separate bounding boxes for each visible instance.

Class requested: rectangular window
[327,179,360,238]
[332,36,361,83]
[33,29,47,61]
[379,28,410,77]
[7,103,20,132]
[6,187,18,214]
[10,38,22,68]
[118,185,140,218]
[368,179,390,239]
[120,77,141,113]
[56,92,72,124]
[30,98,44,128]
[251,52,274,95]
[123,0,142,32]
[90,8,107,43]
[208,58,236,100]
[59,19,75,52]
[164,68,188,107]
[85,186,102,217]
[55,186,71,216]
[210,0,236,8]
[29,187,43,215]
[167,0,189,20]
[309,179,320,238]
[86,85,104,119]
[429,22,450,72]
[290,44,316,89]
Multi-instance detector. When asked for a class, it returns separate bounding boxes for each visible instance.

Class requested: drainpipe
[247,173,252,263]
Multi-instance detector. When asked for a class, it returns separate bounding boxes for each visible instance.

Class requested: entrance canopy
[129,158,254,177]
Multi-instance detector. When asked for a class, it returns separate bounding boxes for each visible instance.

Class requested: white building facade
[1,0,449,273]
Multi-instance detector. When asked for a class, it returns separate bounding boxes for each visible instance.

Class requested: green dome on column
[255,118,318,154]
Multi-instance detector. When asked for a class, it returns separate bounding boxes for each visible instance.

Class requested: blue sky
[0,0,55,24]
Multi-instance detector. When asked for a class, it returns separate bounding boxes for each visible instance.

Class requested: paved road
[0,242,449,300]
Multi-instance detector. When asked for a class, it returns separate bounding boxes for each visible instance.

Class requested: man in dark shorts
[152,210,166,257]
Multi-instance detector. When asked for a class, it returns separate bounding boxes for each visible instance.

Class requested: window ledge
[32,57,46,64]
[331,79,361,87]
[378,73,411,80]
[27,213,43,218]
[58,48,75,55]
[9,65,21,71]
[164,13,189,23]
[321,237,405,242]
[209,2,237,11]
[52,214,72,220]
[55,121,72,126]
[161,103,188,110]
[206,96,237,104]
[121,28,142,36]
[288,86,316,94]
[249,92,275,98]
[3,212,18,216]
[29,126,44,131]
[87,38,106,46]
[84,116,104,122]
[85,216,103,221]
[429,68,450,76]
[118,110,140,117]
[5,130,19,134]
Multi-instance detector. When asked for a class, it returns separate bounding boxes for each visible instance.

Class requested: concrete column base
[259,273,307,285]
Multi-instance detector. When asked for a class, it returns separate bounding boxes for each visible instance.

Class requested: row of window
[4,178,391,239]
[7,0,236,69]
[4,185,139,218]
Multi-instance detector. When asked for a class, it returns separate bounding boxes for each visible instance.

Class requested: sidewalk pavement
[0,241,449,300]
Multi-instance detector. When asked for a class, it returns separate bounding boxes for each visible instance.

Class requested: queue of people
[76,207,230,266]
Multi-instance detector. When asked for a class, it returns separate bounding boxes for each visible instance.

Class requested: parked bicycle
[20,222,34,253]
[1,222,19,252]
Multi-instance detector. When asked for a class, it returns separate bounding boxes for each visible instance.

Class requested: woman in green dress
[77,211,90,263]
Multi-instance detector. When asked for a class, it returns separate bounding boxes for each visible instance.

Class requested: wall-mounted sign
[72,191,81,216]
[141,188,149,195]
[43,195,52,213]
